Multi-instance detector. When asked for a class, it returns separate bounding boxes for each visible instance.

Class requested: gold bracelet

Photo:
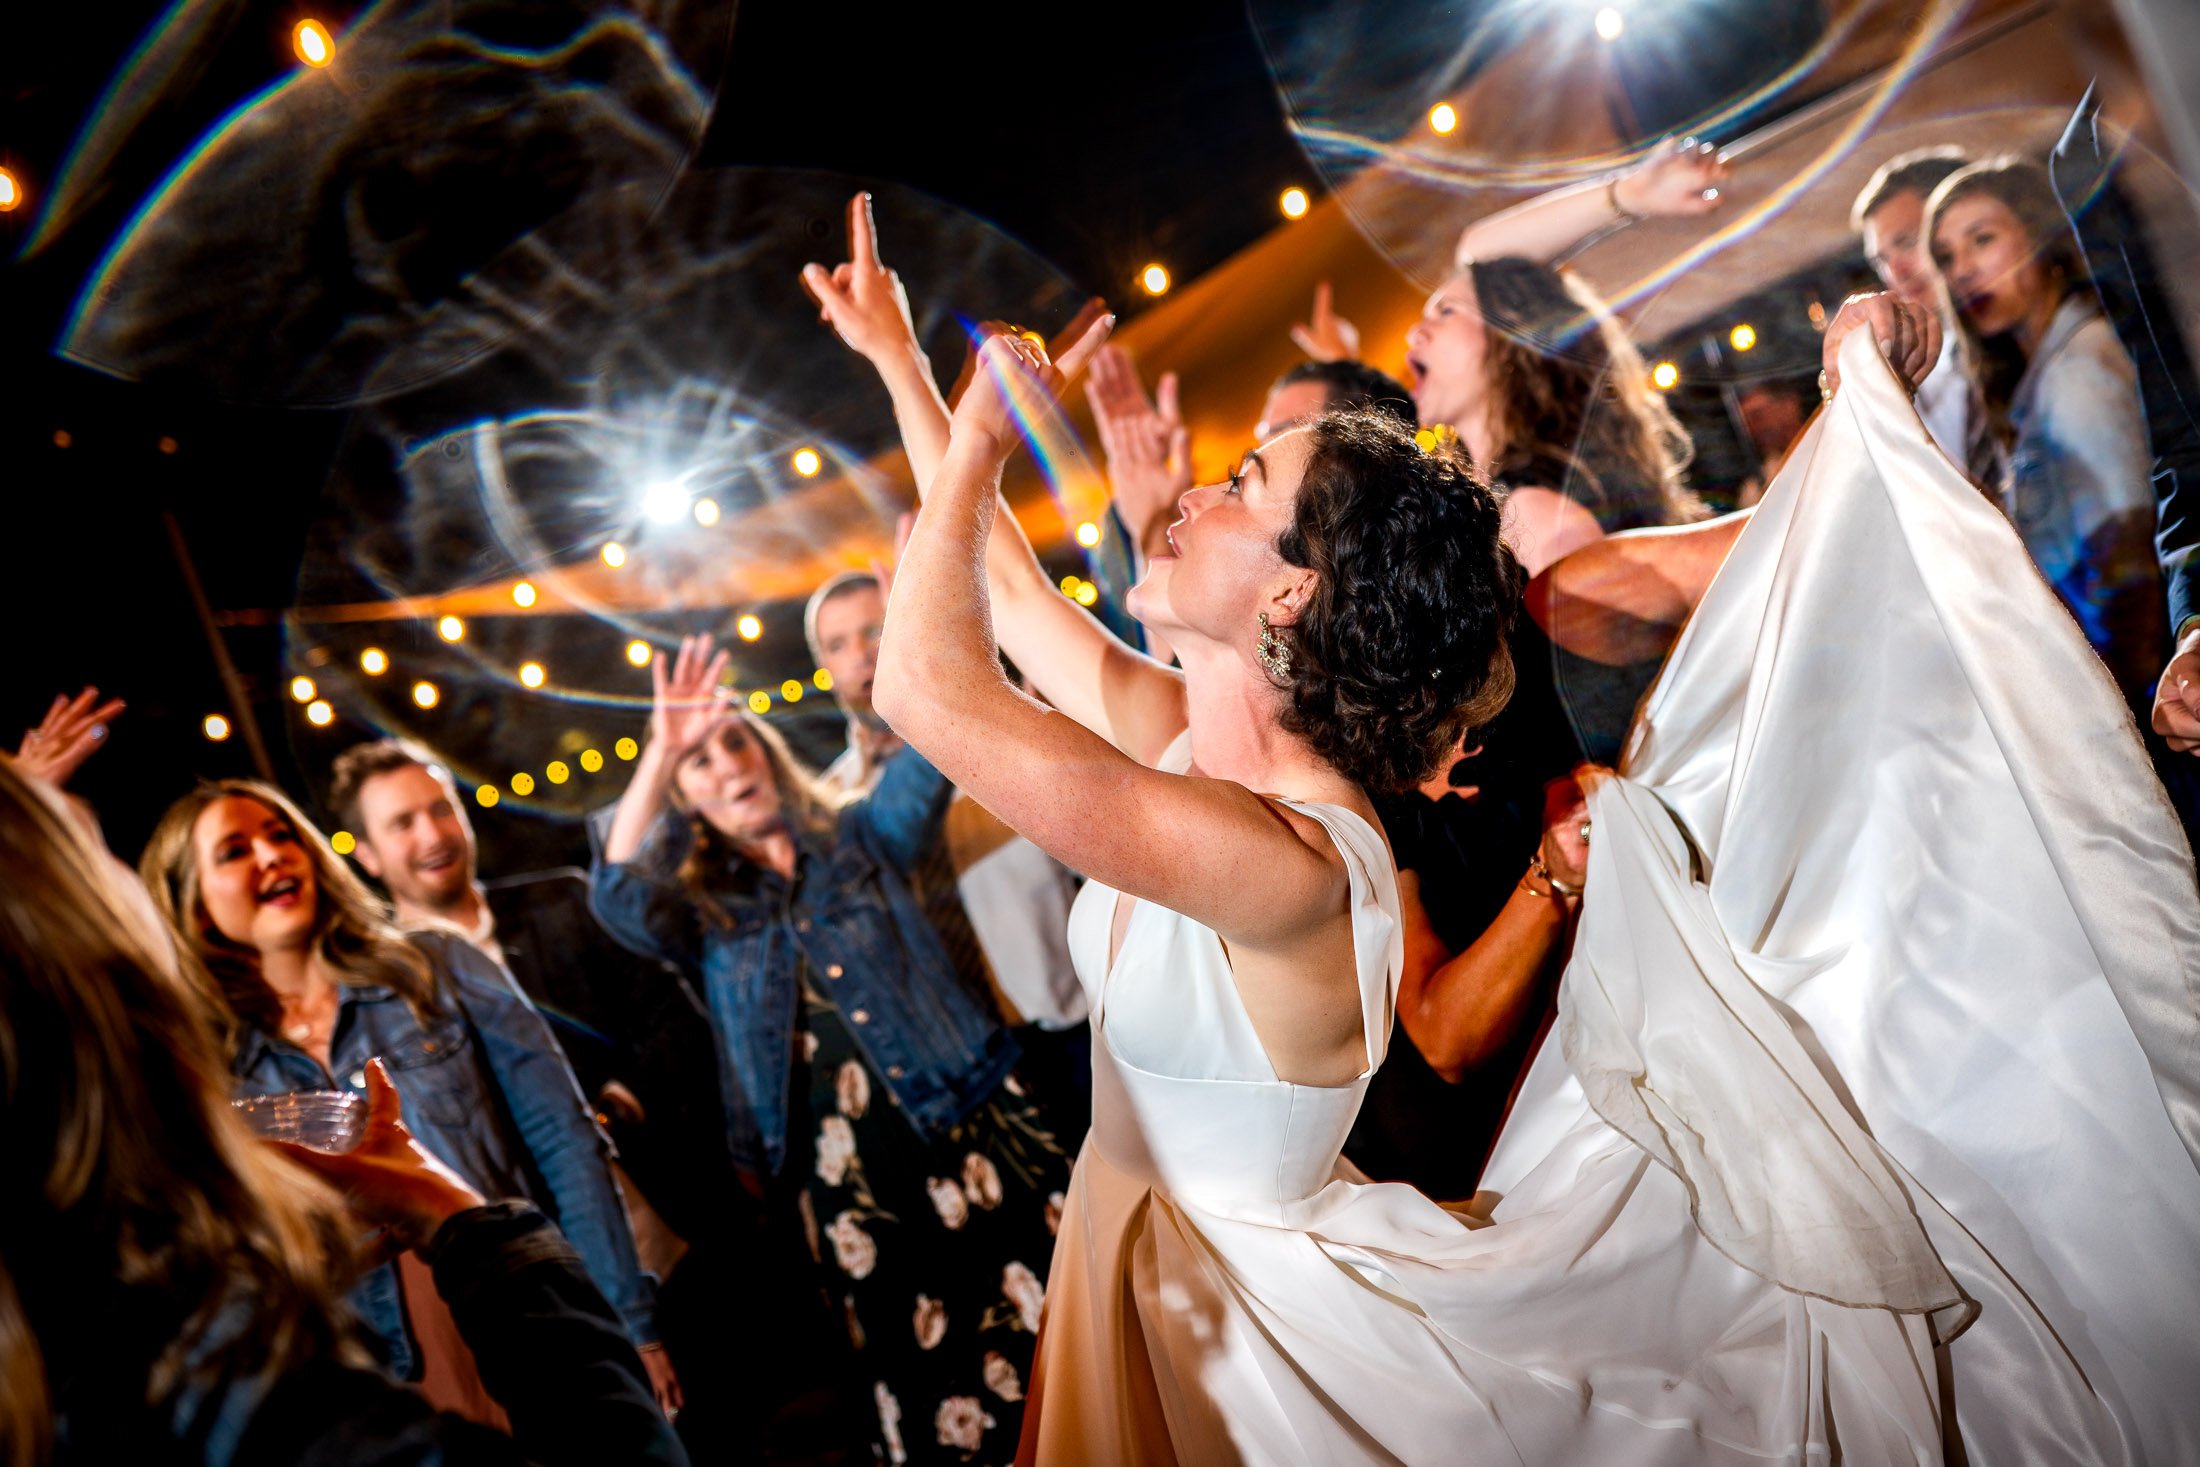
[1520,853,1581,901]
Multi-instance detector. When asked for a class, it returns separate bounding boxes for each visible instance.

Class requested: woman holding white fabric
[871,274,2200,1465]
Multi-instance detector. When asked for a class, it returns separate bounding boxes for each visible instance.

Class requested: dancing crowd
[6,88,2200,1467]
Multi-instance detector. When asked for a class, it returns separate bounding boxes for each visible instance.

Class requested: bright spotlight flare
[293,19,334,68]
[640,479,689,524]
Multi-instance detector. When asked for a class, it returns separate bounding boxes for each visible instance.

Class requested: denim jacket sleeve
[590,852,704,973]
[431,936,661,1348]
[853,744,955,875]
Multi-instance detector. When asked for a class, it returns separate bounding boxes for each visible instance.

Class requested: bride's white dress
[1017,333,2200,1466]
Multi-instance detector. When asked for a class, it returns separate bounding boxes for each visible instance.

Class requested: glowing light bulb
[512,580,537,608]
[1729,323,1757,352]
[1140,264,1170,297]
[305,699,335,727]
[781,679,804,703]
[791,447,823,478]
[641,480,687,523]
[519,662,546,689]
[813,668,834,691]
[510,772,535,796]
[546,760,570,785]
[1279,187,1310,220]
[747,691,772,714]
[1059,574,1082,594]
[476,785,500,808]
[693,497,720,526]
[1651,361,1680,390]
[203,714,232,742]
[580,749,604,773]
[412,680,440,709]
[1594,7,1624,41]
[736,614,762,642]
[360,648,388,675]
[1429,103,1458,136]
[1075,520,1102,547]
[331,830,356,855]
[601,542,627,568]
[294,19,333,67]
[290,676,317,703]
[0,168,20,212]
[437,615,465,642]
[626,640,652,667]
[615,737,639,760]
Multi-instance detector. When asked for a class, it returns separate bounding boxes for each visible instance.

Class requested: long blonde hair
[671,712,844,927]
[0,763,361,1466]
[140,779,440,1041]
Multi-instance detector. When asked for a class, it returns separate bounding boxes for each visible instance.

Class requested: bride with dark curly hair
[860,246,2200,1462]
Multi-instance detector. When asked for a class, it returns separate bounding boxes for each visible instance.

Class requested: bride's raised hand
[650,634,732,756]
[949,312,1114,452]
[802,192,923,365]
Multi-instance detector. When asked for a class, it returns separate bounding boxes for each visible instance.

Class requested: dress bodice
[1063,737,1401,1216]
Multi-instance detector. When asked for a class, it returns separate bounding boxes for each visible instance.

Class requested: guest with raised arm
[139,780,670,1425]
[1928,154,2165,701]
[0,760,688,1467]
[588,633,1071,1464]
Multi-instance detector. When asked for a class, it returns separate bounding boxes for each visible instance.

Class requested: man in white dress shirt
[805,571,1088,1037]
[1852,147,1974,466]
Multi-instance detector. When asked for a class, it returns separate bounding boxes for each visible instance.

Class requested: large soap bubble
[54,0,736,406]
[286,168,1089,812]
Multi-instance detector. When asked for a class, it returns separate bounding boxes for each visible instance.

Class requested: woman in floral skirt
[592,633,1071,1463]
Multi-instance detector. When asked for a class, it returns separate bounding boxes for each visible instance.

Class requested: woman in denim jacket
[592,634,1071,1464]
[140,779,677,1419]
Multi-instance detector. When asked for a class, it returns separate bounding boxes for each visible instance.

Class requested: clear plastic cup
[231,1089,367,1153]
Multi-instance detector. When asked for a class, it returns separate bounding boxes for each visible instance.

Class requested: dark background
[0,0,1829,867]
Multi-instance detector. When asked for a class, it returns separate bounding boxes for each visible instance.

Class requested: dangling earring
[1255,611,1293,681]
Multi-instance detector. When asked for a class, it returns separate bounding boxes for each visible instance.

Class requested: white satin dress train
[1018,332,2200,1466]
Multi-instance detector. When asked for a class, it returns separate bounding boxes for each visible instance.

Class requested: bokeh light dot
[736,613,762,642]
[305,699,334,727]
[412,681,440,709]
[1651,361,1680,390]
[437,615,465,642]
[1075,520,1101,547]
[1140,264,1170,296]
[510,772,535,796]
[601,542,627,568]
[1075,582,1100,607]
[289,675,317,703]
[791,448,822,478]
[693,497,720,526]
[1429,103,1458,135]
[0,168,20,212]
[1279,187,1310,220]
[512,580,538,608]
[747,690,772,714]
[331,830,356,855]
[1594,7,1624,41]
[51,428,71,448]
[1059,574,1081,594]
[360,648,388,675]
[580,748,604,773]
[781,679,804,702]
[615,737,639,760]
[293,19,334,67]
[813,668,834,691]
[476,785,500,808]
[546,761,570,785]
[519,662,546,688]
[625,640,652,667]
[1729,323,1758,352]
[202,713,231,742]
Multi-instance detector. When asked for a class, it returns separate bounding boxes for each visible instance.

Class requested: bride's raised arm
[805,193,1187,765]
